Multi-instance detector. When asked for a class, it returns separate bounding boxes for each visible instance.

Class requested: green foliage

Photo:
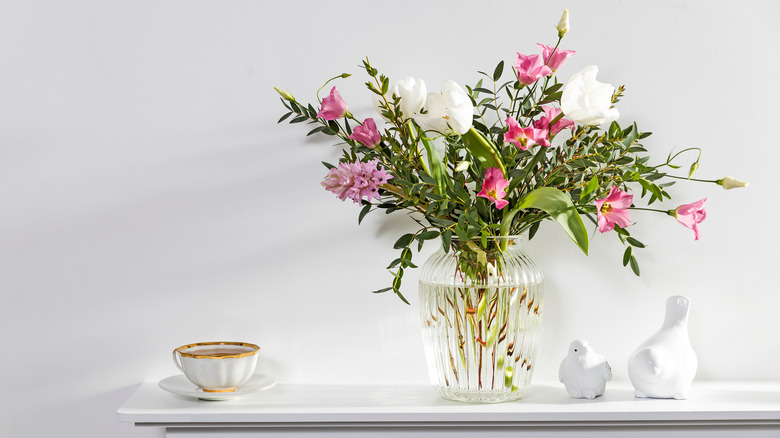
[276,50,705,301]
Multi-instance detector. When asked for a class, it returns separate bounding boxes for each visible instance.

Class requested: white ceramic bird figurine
[627,295,697,400]
[559,339,612,399]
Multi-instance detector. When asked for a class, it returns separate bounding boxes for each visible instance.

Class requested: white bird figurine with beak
[559,339,612,399]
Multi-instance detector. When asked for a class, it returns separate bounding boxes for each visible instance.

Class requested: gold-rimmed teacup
[172,342,260,392]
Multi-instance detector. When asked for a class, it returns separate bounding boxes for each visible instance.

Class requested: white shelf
[117,380,780,437]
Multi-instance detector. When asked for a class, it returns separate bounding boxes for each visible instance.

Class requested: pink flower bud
[349,118,381,148]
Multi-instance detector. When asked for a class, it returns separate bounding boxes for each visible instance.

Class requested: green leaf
[400,248,417,268]
[629,256,641,276]
[493,60,504,82]
[358,203,372,224]
[617,122,639,149]
[307,126,326,136]
[528,221,541,240]
[277,112,293,123]
[499,187,588,255]
[623,246,632,266]
[608,121,621,138]
[418,230,440,241]
[580,175,600,201]
[539,91,562,103]
[461,128,506,177]
[393,233,415,249]
[441,230,452,253]
[454,224,469,242]
[372,287,392,294]
[626,237,646,248]
[420,135,446,194]
[394,289,410,305]
[543,83,563,96]
[392,269,409,304]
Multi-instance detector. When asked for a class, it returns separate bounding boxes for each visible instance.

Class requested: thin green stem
[664,175,718,184]
[628,206,670,214]
[316,73,350,102]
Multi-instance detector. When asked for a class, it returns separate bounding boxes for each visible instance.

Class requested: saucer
[159,373,276,401]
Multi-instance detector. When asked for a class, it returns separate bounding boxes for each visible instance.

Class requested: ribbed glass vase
[418,236,544,403]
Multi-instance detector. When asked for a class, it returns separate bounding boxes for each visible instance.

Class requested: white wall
[1,0,777,436]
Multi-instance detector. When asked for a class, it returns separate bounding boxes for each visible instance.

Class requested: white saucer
[159,373,276,401]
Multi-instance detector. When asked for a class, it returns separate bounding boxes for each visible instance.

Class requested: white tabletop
[117,379,780,427]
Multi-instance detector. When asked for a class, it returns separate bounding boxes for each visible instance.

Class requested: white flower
[557,9,569,37]
[415,80,474,135]
[372,76,426,122]
[454,161,471,172]
[718,176,749,190]
[395,77,427,118]
[561,65,619,126]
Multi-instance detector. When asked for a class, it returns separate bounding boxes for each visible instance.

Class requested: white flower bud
[718,176,749,190]
[454,161,470,172]
[557,9,569,38]
[274,87,295,102]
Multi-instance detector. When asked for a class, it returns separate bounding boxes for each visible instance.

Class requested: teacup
[172,342,260,392]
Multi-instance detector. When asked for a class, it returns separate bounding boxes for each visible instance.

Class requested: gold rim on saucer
[201,387,239,393]
[174,341,260,359]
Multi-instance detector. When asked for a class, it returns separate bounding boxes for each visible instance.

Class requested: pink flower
[514,52,553,85]
[594,186,633,233]
[477,167,510,210]
[349,118,381,148]
[504,116,550,150]
[321,159,393,204]
[316,86,348,120]
[536,44,575,72]
[671,199,707,240]
[533,106,575,136]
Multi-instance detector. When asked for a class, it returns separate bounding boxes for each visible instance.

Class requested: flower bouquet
[276,10,745,402]
[276,9,744,302]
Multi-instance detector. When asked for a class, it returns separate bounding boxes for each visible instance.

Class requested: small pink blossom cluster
[321,159,393,204]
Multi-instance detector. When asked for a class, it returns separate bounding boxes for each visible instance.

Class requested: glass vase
[418,236,544,403]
